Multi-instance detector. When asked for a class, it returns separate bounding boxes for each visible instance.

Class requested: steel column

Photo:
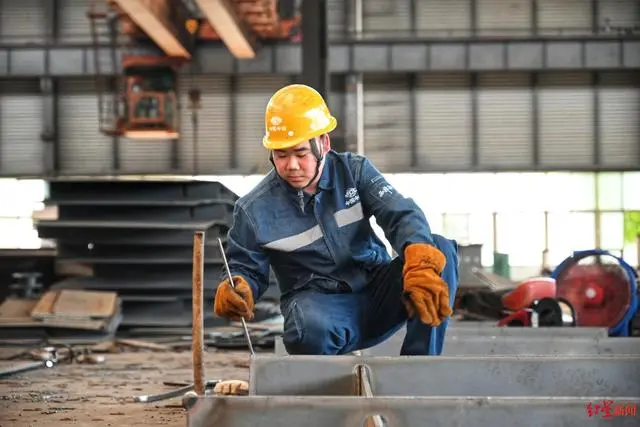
[531,0,538,36]
[470,0,477,36]
[229,75,238,169]
[40,78,59,175]
[40,0,60,175]
[532,72,540,166]
[592,0,600,33]
[470,73,479,167]
[593,72,601,166]
[409,74,418,168]
[344,0,363,155]
[301,4,329,113]
[107,17,120,171]
[43,0,60,42]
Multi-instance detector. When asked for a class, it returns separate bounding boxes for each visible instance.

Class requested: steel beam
[250,355,640,397]
[186,396,640,427]
[276,335,638,357]
[275,326,612,355]
[1,39,638,77]
[194,0,258,59]
[382,336,640,356]
[111,0,190,58]
[437,325,609,337]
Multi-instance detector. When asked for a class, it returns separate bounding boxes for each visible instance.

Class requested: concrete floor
[0,348,251,427]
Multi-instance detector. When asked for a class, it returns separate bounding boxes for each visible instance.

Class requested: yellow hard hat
[262,84,337,150]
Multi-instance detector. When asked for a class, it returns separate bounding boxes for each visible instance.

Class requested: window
[600,212,624,250]
[0,179,47,249]
[547,212,596,266]
[598,173,623,210]
[543,172,595,212]
[623,172,640,210]
[496,212,545,266]
[468,212,494,267]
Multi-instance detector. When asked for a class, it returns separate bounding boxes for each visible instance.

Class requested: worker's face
[272,136,329,189]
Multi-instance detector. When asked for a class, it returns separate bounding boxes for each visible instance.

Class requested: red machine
[494,249,638,336]
[551,249,638,336]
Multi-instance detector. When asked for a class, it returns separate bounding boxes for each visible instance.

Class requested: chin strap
[305,135,324,189]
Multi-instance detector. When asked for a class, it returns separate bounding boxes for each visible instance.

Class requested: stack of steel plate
[35,179,278,333]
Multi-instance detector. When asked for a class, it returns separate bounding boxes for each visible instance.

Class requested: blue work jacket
[224,150,435,301]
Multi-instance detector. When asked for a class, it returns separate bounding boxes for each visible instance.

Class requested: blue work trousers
[281,234,459,356]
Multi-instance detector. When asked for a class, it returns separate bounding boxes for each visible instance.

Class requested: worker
[213,84,459,356]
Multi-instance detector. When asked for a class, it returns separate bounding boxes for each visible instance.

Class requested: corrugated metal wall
[598,0,640,29]
[416,0,471,36]
[236,77,290,174]
[0,80,44,176]
[363,0,412,35]
[118,137,175,175]
[363,76,413,171]
[178,75,232,174]
[42,72,637,176]
[58,0,94,44]
[328,0,346,37]
[416,74,473,170]
[477,73,533,168]
[0,0,639,177]
[58,78,114,175]
[0,0,46,43]
[538,72,595,168]
[598,72,640,168]
[537,0,593,35]
[477,0,532,36]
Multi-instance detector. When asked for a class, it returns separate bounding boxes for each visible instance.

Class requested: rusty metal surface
[186,396,640,427]
[250,355,640,397]
[192,231,206,395]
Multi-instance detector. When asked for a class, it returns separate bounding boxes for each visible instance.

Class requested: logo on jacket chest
[345,187,360,207]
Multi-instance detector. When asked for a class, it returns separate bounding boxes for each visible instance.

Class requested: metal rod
[0,360,54,379]
[192,231,206,395]
[136,380,219,403]
[217,237,255,356]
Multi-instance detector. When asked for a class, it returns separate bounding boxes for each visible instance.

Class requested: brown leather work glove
[402,243,453,326]
[213,380,249,396]
[213,276,255,321]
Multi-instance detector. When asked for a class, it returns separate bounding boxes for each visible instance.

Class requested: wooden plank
[53,290,117,319]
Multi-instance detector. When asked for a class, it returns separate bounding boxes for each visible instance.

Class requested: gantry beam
[111,0,190,59]
[195,0,258,59]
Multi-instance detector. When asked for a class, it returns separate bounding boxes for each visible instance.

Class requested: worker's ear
[320,134,331,153]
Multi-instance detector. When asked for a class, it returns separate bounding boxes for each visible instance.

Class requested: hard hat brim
[263,116,337,151]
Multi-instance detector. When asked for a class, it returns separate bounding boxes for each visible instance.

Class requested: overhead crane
[86,0,299,141]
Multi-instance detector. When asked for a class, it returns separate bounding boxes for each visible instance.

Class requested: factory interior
[0,0,639,426]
